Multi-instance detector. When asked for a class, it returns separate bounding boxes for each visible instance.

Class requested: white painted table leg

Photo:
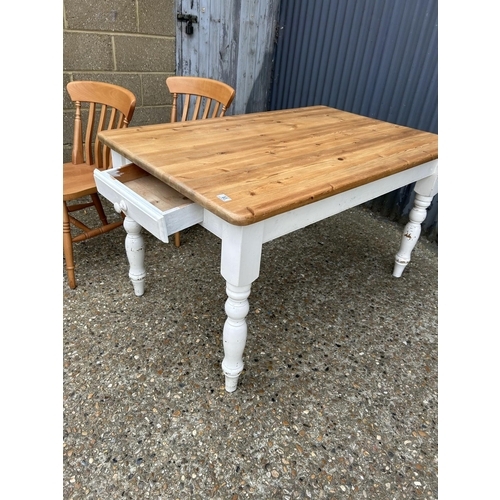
[113,202,146,295]
[393,172,438,277]
[222,283,251,392]
[393,193,433,277]
[217,221,264,392]
[123,216,146,296]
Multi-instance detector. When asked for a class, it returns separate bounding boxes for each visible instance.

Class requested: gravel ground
[63,202,438,499]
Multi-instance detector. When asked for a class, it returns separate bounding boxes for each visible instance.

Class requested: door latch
[177,13,198,35]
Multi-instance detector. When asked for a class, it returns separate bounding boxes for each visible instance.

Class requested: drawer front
[94,167,204,243]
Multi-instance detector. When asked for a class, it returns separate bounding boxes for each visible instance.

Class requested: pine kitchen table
[95,105,438,392]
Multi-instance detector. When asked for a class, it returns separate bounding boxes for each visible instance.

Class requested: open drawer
[94,163,203,243]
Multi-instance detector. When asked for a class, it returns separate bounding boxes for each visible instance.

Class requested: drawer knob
[114,200,128,214]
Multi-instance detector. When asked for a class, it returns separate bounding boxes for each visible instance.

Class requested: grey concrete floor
[63,202,438,499]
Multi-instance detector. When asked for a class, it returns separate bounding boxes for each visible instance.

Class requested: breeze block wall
[63,0,176,162]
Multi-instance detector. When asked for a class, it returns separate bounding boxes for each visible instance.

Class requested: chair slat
[193,96,203,120]
[84,102,96,165]
[210,101,221,118]
[201,98,213,119]
[101,108,119,169]
[94,104,109,168]
[181,94,191,121]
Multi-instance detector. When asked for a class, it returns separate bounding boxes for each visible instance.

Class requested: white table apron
[96,153,438,392]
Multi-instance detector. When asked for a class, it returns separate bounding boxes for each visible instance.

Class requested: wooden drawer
[94,164,203,243]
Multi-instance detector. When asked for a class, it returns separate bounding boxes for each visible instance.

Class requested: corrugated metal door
[270,0,438,241]
[176,0,280,115]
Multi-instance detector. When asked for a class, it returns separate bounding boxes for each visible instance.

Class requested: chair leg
[63,202,77,289]
[174,231,181,247]
[91,193,109,226]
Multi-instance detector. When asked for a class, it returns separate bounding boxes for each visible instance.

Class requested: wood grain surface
[99,106,438,225]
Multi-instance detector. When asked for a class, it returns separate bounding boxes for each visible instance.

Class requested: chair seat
[63,162,99,201]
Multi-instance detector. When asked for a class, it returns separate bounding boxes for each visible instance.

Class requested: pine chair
[166,76,236,247]
[63,81,136,289]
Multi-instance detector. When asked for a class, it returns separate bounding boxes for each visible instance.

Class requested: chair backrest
[166,76,236,123]
[67,81,136,169]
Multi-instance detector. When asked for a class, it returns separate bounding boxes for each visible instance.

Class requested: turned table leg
[123,215,146,296]
[222,283,252,392]
[393,174,438,277]
[219,222,264,392]
[113,200,146,296]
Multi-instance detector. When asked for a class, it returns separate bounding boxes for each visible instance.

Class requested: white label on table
[217,194,232,202]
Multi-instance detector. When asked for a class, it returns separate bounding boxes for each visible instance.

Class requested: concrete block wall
[63,0,176,162]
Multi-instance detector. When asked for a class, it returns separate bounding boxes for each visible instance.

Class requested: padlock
[186,20,194,35]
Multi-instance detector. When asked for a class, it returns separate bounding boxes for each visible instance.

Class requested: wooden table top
[98,106,438,226]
